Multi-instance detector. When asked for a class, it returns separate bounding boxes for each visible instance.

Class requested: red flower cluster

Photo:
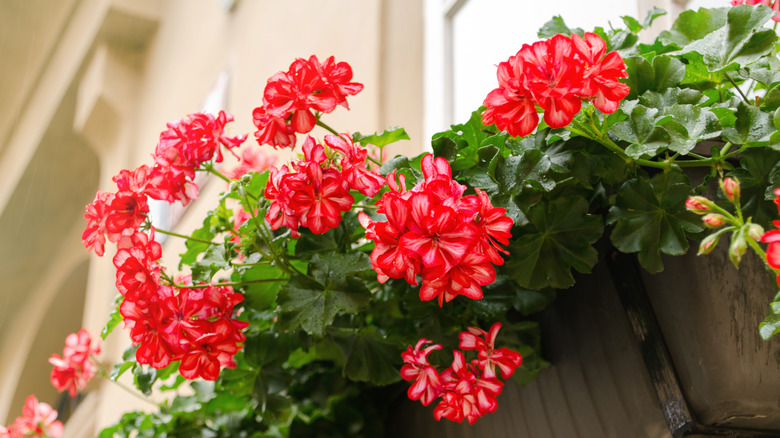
[49,329,100,398]
[359,154,513,305]
[252,55,363,149]
[482,32,629,137]
[761,188,780,283]
[82,111,245,256]
[732,0,780,21]
[82,112,250,381]
[401,323,523,424]
[120,279,248,380]
[264,135,384,236]
[0,396,63,438]
[222,147,277,181]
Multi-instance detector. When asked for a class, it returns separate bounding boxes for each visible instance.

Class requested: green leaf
[179,214,217,268]
[277,274,370,337]
[759,291,780,340]
[659,7,728,48]
[658,104,722,154]
[642,7,667,28]
[505,195,603,290]
[623,56,655,99]
[722,101,774,145]
[133,365,157,396]
[681,5,777,73]
[240,264,287,311]
[336,327,402,386]
[760,85,780,111]
[611,104,670,159]
[537,15,578,39]
[101,296,124,340]
[353,127,410,149]
[640,88,706,109]
[607,171,703,273]
[309,252,372,287]
[622,15,642,34]
[191,242,232,283]
[110,361,136,382]
[513,288,557,316]
[652,55,686,90]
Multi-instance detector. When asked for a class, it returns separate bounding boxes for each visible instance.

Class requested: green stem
[203,163,232,183]
[316,119,340,136]
[724,71,750,104]
[96,365,158,407]
[747,236,768,262]
[231,260,273,267]
[182,278,289,289]
[154,227,217,245]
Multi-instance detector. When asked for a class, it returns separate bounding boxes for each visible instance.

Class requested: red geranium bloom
[324,133,386,197]
[482,56,539,137]
[82,190,112,256]
[401,339,443,406]
[49,329,100,397]
[316,55,364,109]
[10,396,63,438]
[290,163,354,234]
[145,164,199,206]
[459,322,523,379]
[519,34,584,128]
[419,253,496,306]
[222,147,277,180]
[571,32,630,114]
[253,106,297,149]
[155,111,246,177]
[434,351,502,424]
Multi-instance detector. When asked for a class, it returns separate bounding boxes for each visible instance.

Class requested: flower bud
[240,174,252,184]
[698,233,720,255]
[721,177,740,204]
[229,181,241,192]
[702,213,726,228]
[746,223,765,241]
[686,196,713,214]
[729,230,747,267]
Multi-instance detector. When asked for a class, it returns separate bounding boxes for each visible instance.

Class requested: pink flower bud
[685,196,712,214]
[702,213,726,228]
[746,223,764,241]
[729,231,747,267]
[698,233,720,255]
[721,177,740,204]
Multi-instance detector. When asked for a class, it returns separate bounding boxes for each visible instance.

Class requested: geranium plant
[7,3,780,437]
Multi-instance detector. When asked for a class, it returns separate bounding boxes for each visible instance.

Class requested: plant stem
[747,236,768,262]
[154,227,217,245]
[96,366,158,407]
[203,163,232,183]
[316,119,339,136]
[183,278,289,288]
[724,71,750,104]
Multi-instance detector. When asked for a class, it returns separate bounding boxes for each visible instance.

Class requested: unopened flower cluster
[401,323,523,424]
[81,111,250,380]
[360,155,513,305]
[482,32,629,137]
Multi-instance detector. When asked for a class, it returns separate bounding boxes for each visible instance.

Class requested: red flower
[520,35,584,128]
[434,351,501,424]
[145,164,199,206]
[400,339,443,406]
[459,322,523,379]
[49,329,100,397]
[316,55,364,109]
[222,147,277,180]
[571,32,630,114]
[82,190,112,256]
[10,396,63,438]
[419,253,496,305]
[155,111,246,177]
[252,106,297,149]
[113,230,162,301]
[324,133,386,197]
[482,56,539,137]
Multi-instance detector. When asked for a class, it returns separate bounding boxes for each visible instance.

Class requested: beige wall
[0,0,423,435]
